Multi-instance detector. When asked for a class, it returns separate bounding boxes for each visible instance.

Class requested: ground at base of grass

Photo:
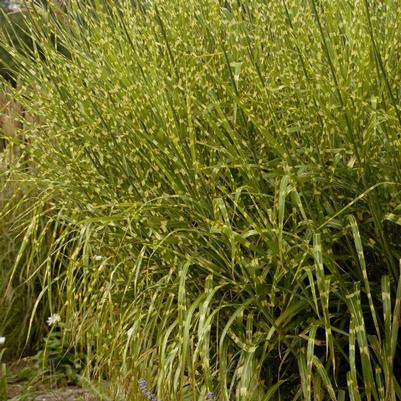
[8,386,98,401]
[4,358,100,401]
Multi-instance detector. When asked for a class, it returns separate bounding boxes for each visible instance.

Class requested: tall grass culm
[1,0,401,400]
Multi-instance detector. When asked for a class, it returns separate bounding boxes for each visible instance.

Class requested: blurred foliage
[0,8,32,85]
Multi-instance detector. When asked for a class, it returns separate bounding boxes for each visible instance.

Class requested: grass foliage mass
[1,0,401,400]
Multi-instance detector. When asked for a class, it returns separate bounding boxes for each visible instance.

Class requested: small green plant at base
[32,319,86,386]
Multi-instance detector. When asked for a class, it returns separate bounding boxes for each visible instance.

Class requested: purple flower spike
[138,378,162,401]
[207,392,214,401]
[138,378,147,392]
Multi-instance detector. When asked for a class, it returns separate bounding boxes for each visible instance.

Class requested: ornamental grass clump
[1,0,401,400]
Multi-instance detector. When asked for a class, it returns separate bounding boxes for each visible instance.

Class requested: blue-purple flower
[138,378,161,401]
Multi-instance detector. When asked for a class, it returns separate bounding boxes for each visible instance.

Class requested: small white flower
[47,313,61,326]
[0,337,5,345]
[94,255,103,261]
[9,3,20,11]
